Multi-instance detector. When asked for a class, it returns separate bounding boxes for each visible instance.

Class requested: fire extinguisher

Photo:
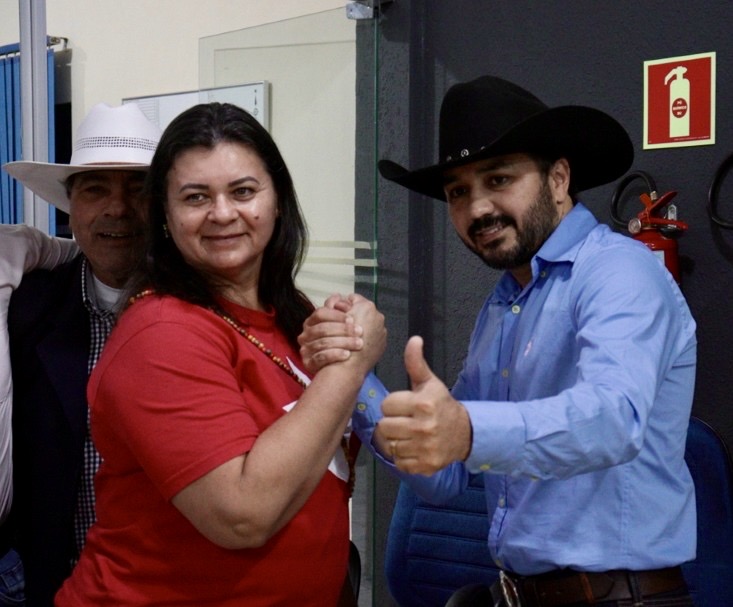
[610,171,689,284]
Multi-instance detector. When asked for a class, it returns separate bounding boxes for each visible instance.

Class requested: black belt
[498,566,687,607]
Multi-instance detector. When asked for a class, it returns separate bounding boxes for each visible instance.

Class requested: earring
[162,223,170,239]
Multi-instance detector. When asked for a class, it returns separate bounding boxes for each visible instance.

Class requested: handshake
[299,293,472,475]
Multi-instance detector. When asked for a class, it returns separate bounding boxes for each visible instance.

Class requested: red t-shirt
[55,295,350,606]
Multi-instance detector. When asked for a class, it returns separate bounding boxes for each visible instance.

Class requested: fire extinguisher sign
[643,51,716,149]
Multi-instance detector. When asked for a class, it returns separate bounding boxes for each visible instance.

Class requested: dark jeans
[0,549,24,606]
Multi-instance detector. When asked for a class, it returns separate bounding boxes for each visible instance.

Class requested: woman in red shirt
[55,102,385,606]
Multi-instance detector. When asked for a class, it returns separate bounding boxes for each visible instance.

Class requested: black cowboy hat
[378,75,634,201]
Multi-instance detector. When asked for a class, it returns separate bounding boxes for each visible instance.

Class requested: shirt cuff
[351,372,389,455]
[462,400,526,475]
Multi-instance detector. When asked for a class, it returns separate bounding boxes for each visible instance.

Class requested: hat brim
[2,161,150,215]
[378,106,634,201]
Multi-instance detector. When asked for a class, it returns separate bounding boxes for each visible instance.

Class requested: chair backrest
[385,474,500,607]
[384,416,733,607]
[681,416,733,607]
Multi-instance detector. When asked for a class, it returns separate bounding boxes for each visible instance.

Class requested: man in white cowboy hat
[0,101,160,606]
[302,75,697,606]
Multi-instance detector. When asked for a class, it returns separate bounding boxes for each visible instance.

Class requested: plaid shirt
[72,259,118,560]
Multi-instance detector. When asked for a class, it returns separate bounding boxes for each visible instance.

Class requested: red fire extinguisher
[611,171,689,284]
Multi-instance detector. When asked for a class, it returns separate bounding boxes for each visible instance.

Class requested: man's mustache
[468,214,513,240]
[92,220,144,237]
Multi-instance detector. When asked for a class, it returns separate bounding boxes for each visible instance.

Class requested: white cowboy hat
[2,102,161,214]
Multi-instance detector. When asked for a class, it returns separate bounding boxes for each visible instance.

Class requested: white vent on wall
[123,81,270,131]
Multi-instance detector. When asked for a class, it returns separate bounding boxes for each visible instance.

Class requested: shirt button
[479,463,491,471]
[368,389,377,398]
[511,304,521,314]
[356,402,367,412]
[540,270,547,278]
[494,558,504,568]
[501,369,509,378]
[498,497,505,508]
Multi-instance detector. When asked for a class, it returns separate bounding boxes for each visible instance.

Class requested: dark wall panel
[362,1,733,604]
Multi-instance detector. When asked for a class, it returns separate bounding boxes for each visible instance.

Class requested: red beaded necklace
[129,289,355,496]
[212,307,355,497]
[215,309,308,390]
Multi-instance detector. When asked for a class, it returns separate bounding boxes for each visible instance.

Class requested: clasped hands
[299,294,472,475]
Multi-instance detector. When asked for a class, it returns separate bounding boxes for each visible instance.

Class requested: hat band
[75,135,158,153]
[444,146,489,163]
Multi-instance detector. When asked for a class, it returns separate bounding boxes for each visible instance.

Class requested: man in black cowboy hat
[302,75,697,606]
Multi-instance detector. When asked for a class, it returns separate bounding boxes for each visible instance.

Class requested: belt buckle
[499,571,522,607]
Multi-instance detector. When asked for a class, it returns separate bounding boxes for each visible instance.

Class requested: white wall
[0,0,363,302]
[1,0,345,129]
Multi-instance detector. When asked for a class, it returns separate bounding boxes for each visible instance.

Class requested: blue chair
[385,417,733,607]
[681,416,733,606]
[385,473,500,606]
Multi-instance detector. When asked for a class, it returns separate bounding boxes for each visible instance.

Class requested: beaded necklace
[129,288,355,496]
[216,310,308,390]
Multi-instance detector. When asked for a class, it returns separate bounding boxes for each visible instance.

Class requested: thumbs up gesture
[375,336,473,475]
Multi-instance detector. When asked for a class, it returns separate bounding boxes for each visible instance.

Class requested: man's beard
[466,178,559,270]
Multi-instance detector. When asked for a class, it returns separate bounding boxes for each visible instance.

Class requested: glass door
[199,8,380,605]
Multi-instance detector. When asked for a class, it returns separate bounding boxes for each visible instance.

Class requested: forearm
[242,364,364,528]
[174,361,366,548]
[0,224,77,278]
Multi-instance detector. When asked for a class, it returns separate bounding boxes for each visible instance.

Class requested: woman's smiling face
[165,141,279,291]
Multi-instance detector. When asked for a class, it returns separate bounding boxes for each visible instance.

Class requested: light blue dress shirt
[353,203,697,575]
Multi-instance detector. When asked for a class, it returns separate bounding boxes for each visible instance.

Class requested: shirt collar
[81,258,123,314]
[490,203,598,304]
[534,202,598,265]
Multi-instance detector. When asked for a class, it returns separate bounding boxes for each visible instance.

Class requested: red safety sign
[644,52,715,149]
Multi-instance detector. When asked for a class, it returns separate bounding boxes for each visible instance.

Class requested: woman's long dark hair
[126,102,313,346]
